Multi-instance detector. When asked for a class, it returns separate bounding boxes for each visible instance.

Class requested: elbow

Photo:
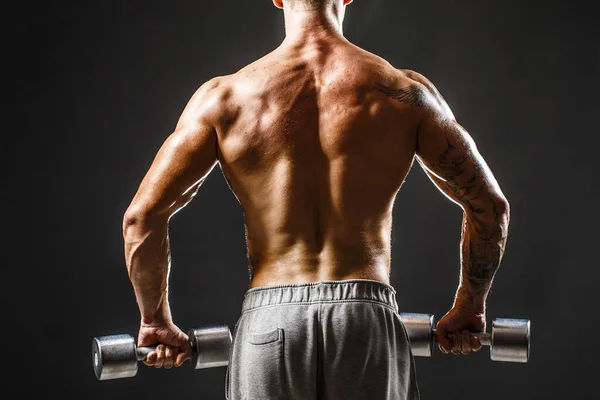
[122,209,140,240]
[495,195,510,219]
[488,195,511,229]
[122,206,167,240]
[465,195,510,227]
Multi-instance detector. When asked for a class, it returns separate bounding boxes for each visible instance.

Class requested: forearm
[123,214,172,325]
[454,200,510,312]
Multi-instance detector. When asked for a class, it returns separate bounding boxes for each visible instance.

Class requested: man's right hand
[137,321,193,368]
[435,306,486,355]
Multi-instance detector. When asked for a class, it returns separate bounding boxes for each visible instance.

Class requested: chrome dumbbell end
[92,334,140,381]
[489,318,530,363]
[399,312,435,357]
[188,324,232,370]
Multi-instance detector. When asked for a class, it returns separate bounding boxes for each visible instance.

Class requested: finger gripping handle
[136,346,158,361]
[432,329,491,346]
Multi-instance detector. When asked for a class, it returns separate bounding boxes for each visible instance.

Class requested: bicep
[134,125,218,216]
[415,112,506,216]
[127,87,220,218]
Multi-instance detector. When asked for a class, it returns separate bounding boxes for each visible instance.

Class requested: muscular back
[212,42,422,288]
[127,34,506,292]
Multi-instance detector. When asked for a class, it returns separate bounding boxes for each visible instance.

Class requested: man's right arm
[409,72,510,347]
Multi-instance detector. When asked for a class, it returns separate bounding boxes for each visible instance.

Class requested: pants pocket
[240,328,286,399]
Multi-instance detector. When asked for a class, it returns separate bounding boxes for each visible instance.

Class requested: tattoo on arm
[379,76,508,303]
[376,83,426,108]
[434,136,508,302]
[436,137,485,214]
[462,201,506,299]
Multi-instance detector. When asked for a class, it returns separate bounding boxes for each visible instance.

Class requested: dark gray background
[8,0,598,398]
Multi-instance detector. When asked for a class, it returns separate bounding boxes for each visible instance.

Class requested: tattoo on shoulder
[375,83,426,108]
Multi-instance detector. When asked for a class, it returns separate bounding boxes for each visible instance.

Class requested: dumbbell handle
[431,329,491,347]
[136,346,158,361]
[136,341,201,361]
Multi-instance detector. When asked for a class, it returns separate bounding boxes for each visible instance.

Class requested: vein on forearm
[124,222,171,322]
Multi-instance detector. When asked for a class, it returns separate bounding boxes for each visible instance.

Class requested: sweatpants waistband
[241,279,398,313]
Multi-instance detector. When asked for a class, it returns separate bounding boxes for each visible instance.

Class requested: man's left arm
[122,78,222,367]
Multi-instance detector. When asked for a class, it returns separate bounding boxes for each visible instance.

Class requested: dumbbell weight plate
[490,318,530,363]
[188,325,232,369]
[398,313,435,357]
[93,334,138,381]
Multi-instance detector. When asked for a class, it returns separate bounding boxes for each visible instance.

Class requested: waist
[249,254,391,288]
[241,279,398,313]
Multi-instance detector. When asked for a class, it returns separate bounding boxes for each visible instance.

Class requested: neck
[281,4,346,45]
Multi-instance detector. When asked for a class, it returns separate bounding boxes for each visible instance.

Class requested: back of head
[275,0,353,12]
[290,0,330,10]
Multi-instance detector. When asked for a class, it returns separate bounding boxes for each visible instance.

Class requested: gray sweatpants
[225,279,420,400]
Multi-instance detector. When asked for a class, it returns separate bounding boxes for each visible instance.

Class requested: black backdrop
[8,0,598,399]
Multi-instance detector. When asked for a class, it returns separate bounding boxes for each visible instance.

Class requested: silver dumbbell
[399,313,530,363]
[92,324,232,380]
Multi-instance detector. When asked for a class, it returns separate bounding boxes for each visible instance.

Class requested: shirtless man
[122,0,510,398]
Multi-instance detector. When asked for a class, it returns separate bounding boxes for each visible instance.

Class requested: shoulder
[378,69,437,103]
[181,75,236,125]
[375,68,454,119]
[400,69,438,93]
[192,75,234,107]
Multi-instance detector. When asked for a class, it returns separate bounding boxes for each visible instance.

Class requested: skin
[123,0,510,369]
